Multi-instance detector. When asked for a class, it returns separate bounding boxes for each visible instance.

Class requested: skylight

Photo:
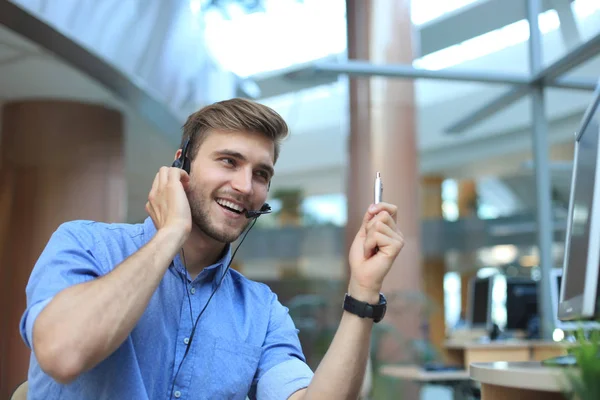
[413,0,600,70]
[411,0,480,26]
[198,0,599,78]
[201,0,346,78]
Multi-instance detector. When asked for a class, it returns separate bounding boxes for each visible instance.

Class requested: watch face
[379,293,387,305]
[375,294,386,322]
[379,305,386,321]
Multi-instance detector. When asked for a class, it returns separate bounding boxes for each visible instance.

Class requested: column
[457,179,478,319]
[420,176,446,358]
[457,179,477,218]
[0,100,125,398]
[346,0,421,396]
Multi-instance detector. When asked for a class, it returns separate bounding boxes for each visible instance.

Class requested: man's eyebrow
[212,149,274,177]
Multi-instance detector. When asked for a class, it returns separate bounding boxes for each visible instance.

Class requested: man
[19,98,404,399]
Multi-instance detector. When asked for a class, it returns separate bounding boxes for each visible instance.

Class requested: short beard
[188,190,250,243]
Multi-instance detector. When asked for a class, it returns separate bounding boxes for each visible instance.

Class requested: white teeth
[216,199,243,212]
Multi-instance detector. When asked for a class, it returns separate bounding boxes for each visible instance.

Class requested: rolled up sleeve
[19,221,105,351]
[251,294,314,400]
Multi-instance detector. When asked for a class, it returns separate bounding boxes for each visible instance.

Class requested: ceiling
[0,0,599,224]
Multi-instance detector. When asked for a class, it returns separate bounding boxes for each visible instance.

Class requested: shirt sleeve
[250,293,314,400]
[19,221,106,351]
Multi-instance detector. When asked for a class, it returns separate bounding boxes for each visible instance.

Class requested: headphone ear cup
[183,159,191,174]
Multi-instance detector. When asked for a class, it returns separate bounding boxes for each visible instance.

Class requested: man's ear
[174,149,183,162]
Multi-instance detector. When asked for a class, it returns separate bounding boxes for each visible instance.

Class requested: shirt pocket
[209,337,262,399]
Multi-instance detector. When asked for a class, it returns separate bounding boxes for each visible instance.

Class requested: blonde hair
[181,98,289,163]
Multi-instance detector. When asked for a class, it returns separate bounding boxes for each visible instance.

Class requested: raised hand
[145,166,192,237]
[347,202,405,303]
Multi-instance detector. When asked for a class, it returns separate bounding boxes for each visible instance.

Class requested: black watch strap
[343,293,387,323]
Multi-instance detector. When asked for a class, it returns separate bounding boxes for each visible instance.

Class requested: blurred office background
[1,0,600,399]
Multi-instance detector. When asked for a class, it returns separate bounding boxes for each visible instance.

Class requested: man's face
[184,130,275,243]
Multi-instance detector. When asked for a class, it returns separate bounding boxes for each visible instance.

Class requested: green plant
[562,328,600,400]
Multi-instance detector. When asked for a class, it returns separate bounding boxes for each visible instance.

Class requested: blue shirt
[20,217,313,400]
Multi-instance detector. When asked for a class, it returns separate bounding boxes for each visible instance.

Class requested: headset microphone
[245,203,272,219]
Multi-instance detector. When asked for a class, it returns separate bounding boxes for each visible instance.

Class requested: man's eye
[221,158,235,166]
[255,171,269,180]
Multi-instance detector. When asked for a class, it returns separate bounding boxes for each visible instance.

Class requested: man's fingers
[364,232,394,258]
[167,166,182,182]
[179,170,191,191]
[364,230,404,259]
[364,218,404,258]
[149,172,159,198]
[158,166,169,188]
[366,211,395,233]
[369,202,397,222]
[166,166,190,189]
[367,219,398,240]
[357,205,377,238]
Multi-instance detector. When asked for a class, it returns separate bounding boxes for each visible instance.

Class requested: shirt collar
[143,217,232,282]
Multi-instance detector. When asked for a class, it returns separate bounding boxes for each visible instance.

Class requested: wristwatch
[343,293,387,323]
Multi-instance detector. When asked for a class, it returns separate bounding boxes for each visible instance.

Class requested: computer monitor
[467,276,493,330]
[558,84,600,322]
[505,277,539,332]
[551,268,600,331]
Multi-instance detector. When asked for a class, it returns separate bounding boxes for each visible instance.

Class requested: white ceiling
[0,2,599,224]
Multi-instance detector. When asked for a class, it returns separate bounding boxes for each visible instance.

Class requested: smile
[215,198,245,215]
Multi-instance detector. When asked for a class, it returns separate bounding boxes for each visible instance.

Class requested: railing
[235,213,568,260]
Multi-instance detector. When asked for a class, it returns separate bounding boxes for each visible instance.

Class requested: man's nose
[231,169,253,194]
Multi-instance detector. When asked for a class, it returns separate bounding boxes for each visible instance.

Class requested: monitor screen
[551,268,600,330]
[506,279,538,331]
[563,123,597,301]
[559,86,600,321]
[471,278,491,325]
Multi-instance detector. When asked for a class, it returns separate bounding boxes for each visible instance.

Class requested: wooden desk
[380,364,469,382]
[445,339,569,369]
[529,340,571,361]
[470,361,574,400]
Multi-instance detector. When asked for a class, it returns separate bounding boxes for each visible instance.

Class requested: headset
[168,134,271,397]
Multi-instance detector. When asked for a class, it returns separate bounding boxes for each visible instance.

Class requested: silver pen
[374,172,383,204]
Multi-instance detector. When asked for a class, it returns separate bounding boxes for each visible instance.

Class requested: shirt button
[174,390,181,398]
[190,287,196,294]
[183,337,189,345]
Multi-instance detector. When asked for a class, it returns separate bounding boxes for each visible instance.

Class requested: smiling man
[19,98,405,399]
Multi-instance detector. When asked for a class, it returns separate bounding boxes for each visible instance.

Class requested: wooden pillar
[420,176,447,359]
[346,0,421,396]
[345,0,373,275]
[0,100,125,398]
[458,179,477,218]
[421,176,444,219]
[457,179,478,318]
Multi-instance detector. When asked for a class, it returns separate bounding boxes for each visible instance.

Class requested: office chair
[10,380,28,400]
